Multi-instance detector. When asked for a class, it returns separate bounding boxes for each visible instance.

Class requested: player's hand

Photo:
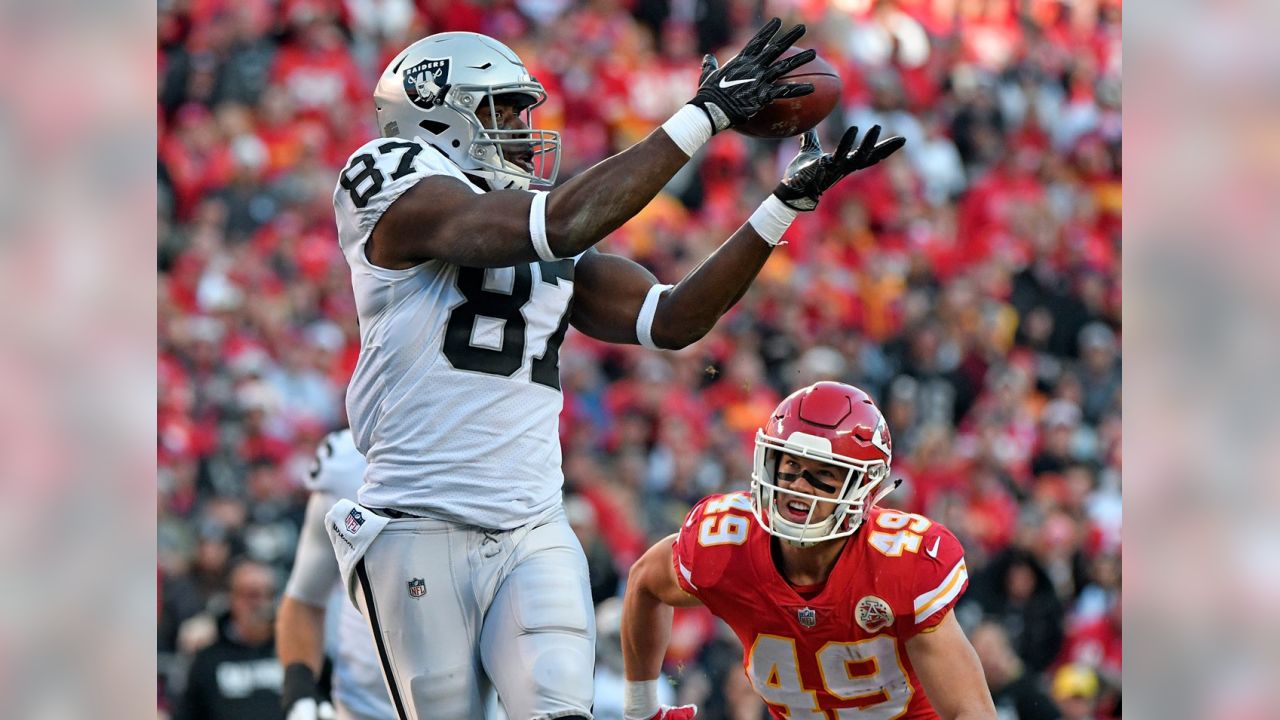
[773,125,906,211]
[687,17,816,133]
[282,663,336,720]
[633,704,699,720]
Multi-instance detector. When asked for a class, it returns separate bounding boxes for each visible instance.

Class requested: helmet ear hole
[418,119,450,135]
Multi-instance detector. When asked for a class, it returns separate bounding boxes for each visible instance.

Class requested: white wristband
[529,190,557,262]
[747,195,798,246]
[636,283,673,350]
[624,679,661,720]
[660,105,713,157]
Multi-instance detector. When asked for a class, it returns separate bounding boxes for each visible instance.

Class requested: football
[735,48,841,139]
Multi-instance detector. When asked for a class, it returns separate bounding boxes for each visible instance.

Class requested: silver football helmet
[374,32,560,190]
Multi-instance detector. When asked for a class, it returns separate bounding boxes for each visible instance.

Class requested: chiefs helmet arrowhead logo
[870,412,892,459]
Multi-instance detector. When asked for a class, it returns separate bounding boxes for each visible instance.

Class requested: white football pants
[352,504,595,720]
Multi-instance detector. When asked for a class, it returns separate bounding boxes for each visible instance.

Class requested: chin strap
[843,478,902,532]
[870,478,903,507]
[770,498,839,548]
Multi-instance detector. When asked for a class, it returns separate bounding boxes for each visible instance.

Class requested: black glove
[773,125,907,211]
[687,17,817,133]
[282,663,336,720]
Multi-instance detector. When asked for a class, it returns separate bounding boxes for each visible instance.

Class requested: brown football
[735,48,841,139]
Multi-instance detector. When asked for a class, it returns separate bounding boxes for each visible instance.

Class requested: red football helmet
[751,381,896,546]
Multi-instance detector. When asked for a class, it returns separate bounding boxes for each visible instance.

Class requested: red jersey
[672,492,969,719]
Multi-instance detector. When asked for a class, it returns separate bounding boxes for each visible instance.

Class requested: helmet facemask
[750,430,895,547]
[458,85,560,190]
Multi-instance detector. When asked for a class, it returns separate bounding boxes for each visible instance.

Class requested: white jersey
[285,429,395,720]
[334,137,578,529]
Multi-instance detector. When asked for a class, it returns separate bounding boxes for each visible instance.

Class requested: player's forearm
[950,711,997,720]
[545,131,690,256]
[275,596,327,673]
[651,223,775,349]
[621,576,676,680]
[942,704,997,720]
[936,686,997,720]
[907,614,997,720]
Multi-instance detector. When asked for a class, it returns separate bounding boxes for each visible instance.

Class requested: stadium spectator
[970,621,1061,720]
[970,546,1066,673]
[173,560,282,720]
[1050,664,1102,720]
[566,493,623,605]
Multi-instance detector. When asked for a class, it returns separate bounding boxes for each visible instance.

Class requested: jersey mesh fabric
[335,138,578,529]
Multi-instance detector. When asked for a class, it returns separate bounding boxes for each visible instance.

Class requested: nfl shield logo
[345,508,365,534]
[403,57,451,109]
[407,578,426,598]
[797,607,817,628]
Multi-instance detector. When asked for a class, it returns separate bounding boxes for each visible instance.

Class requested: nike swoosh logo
[719,77,756,88]
[926,537,941,558]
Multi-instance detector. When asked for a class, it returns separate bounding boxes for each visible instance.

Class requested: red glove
[643,705,699,720]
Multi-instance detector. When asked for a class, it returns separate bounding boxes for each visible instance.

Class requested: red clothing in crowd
[1058,611,1122,680]
[270,42,363,119]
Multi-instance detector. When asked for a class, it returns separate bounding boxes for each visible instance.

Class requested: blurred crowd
[157,0,1121,718]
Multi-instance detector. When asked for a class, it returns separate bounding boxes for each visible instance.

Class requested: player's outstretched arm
[905,612,997,720]
[366,18,814,270]
[570,128,898,350]
[621,535,702,720]
[543,17,812,260]
[569,224,775,350]
[368,139,691,269]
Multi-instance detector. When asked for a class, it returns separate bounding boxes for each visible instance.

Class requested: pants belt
[366,507,423,520]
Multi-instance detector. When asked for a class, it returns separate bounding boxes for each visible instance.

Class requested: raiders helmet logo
[855,595,894,633]
[403,57,451,109]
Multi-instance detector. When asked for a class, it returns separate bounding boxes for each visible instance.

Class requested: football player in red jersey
[621,381,996,720]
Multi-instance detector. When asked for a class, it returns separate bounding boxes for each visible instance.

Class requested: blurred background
[156,0,1121,718]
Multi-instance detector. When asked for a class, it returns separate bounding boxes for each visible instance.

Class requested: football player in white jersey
[324,19,906,720]
[278,429,395,720]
